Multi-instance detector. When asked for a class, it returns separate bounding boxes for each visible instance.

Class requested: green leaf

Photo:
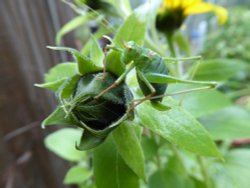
[76,130,106,151]
[179,90,232,117]
[149,169,195,188]
[190,59,248,81]
[64,165,91,185]
[113,11,147,47]
[149,154,197,188]
[42,106,78,128]
[120,0,132,14]
[106,8,149,76]
[224,149,250,188]
[211,149,250,188]
[56,15,90,45]
[47,46,102,75]
[81,27,111,55]
[141,137,158,161]
[57,74,80,99]
[89,35,104,67]
[45,63,77,83]
[200,106,250,140]
[35,63,77,91]
[93,138,139,188]
[137,97,221,158]
[112,121,146,180]
[35,79,65,92]
[44,128,85,161]
[106,51,125,76]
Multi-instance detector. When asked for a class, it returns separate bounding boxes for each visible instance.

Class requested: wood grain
[0,0,78,187]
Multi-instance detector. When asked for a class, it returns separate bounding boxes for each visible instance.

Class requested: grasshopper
[95,40,217,112]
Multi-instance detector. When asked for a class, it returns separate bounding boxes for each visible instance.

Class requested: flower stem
[169,144,188,176]
[166,32,176,57]
[197,156,210,188]
[166,32,179,76]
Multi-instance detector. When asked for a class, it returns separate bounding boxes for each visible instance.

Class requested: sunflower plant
[36,0,250,188]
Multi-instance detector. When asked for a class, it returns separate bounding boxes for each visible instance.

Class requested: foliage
[202,7,250,62]
[201,7,250,99]
[36,1,250,188]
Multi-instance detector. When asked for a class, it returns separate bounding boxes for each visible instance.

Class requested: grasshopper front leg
[127,71,156,112]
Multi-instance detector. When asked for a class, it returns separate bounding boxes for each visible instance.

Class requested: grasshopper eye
[123,42,132,50]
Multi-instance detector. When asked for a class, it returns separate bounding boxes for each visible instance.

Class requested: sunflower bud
[70,72,133,128]
[156,7,185,33]
[59,72,134,150]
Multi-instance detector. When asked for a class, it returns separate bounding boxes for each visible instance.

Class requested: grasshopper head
[121,41,140,64]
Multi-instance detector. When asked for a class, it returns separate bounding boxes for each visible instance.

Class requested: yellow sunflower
[156,0,228,33]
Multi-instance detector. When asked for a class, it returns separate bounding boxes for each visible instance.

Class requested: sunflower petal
[214,6,228,24]
[182,0,202,8]
[184,2,214,15]
[184,2,228,24]
[164,0,181,8]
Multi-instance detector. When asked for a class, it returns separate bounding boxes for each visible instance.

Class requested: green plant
[36,1,250,188]
[201,6,250,100]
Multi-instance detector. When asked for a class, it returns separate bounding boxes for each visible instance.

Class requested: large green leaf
[64,165,91,185]
[191,59,248,81]
[136,97,221,158]
[112,121,146,180]
[93,138,139,188]
[44,128,84,161]
[200,106,250,140]
[179,90,232,117]
[35,63,77,91]
[47,46,102,75]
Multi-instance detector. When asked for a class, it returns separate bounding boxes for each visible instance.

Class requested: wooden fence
[0,0,78,187]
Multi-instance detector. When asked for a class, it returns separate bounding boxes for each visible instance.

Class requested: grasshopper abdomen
[136,57,168,102]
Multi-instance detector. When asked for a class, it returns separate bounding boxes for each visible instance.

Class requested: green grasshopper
[95,39,217,112]
[59,1,217,112]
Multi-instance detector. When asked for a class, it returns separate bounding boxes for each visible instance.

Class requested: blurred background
[1,0,250,188]
[0,1,77,188]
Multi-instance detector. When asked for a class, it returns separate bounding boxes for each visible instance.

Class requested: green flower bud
[156,8,185,33]
[61,72,134,150]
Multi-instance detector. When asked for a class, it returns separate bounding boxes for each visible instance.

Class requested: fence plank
[0,0,79,187]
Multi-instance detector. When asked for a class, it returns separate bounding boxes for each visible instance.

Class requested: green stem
[151,132,162,169]
[166,32,176,57]
[169,144,188,176]
[197,156,210,188]
[166,32,179,76]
